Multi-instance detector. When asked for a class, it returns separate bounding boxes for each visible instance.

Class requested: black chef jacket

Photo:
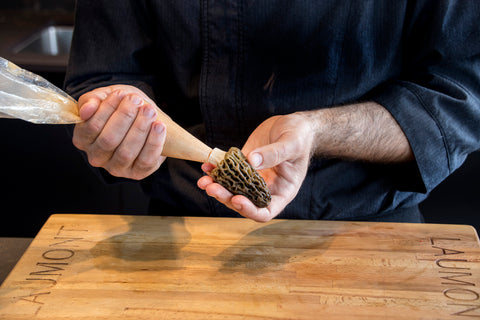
[65,0,480,221]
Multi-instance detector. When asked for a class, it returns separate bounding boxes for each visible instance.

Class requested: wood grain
[0,214,479,319]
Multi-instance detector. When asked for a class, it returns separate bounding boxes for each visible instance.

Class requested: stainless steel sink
[13,26,73,56]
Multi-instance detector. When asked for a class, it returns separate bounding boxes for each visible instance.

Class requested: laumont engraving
[431,237,480,317]
[15,225,87,316]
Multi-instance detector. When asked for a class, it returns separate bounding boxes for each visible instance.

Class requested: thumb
[248,134,297,170]
[78,97,101,121]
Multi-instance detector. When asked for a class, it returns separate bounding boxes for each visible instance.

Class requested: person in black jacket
[66,1,480,222]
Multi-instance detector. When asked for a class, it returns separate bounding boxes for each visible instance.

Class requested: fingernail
[250,153,263,168]
[143,105,156,118]
[131,95,143,105]
[153,122,165,134]
[232,202,242,211]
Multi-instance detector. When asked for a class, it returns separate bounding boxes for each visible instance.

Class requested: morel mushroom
[211,147,271,208]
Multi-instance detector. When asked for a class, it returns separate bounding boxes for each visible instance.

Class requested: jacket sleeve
[371,0,480,193]
[64,0,158,100]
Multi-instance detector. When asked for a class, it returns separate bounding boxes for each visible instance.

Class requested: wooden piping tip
[207,148,227,166]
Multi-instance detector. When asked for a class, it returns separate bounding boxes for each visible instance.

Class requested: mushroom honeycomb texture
[211,147,271,208]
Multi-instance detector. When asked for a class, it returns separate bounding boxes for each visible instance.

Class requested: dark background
[1,0,479,237]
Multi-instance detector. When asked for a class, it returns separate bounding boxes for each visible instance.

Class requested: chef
[65,1,480,222]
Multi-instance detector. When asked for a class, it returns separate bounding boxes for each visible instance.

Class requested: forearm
[301,102,414,163]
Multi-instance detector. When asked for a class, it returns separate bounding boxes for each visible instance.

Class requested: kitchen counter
[1,214,479,319]
[0,237,32,285]
[0,9,74,73]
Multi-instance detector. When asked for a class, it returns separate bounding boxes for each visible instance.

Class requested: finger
[198,174,282,222]
[230,196,269,222]
[78,97,101,120]
[201,162,216,175]
[75,89,129,149]
[204,182,236,208]
[88,92,141,167]
[248,133,298,170]
[73,90,116,150]
[129,120,167,179]
[199,178,268,219]
[107,104,158,175]
[197,175,215,190]
[78,86,112,105]
[77,86,124,120]
[100,93,144,148]
[231,195,285,222]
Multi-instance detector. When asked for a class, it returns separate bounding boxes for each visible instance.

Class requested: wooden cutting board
[1,214,479,320]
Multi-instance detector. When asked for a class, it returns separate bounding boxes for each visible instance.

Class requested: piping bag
[0,57,271,206]
[0,57,225,165]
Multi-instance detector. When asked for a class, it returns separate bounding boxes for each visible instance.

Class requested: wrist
[295,109,327,157]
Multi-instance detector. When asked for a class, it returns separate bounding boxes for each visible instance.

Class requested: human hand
[72,85,167,180]
[198,112,315,222]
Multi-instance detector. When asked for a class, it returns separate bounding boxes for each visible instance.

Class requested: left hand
[197,112,314,222]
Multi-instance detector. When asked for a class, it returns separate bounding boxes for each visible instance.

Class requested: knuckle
[87,155,105,168]
[78,86,114,105]
[92,86,112,97]
[95,134,119,152]
[107,167,123,178]
[72,135,85,150]
[256,216,272,223]
[147,138,163,150]
[134,158,155,172]
[85,118,104,135]
[147,126,167,148]
[115,147,135,164]
[272,148,283,165]
[119,105,139,122]
[131,122,151,137]
[131,159,160,180]
[105,163,128,178]
[78,92,98,106]
[101,90,126,111]
[253,212,274,223]
[129,172,147,181]
[119,94,143,117]
[112,88,127,96]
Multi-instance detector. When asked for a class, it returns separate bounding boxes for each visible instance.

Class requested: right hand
[72,85,167,180]
[198,112,315,222]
